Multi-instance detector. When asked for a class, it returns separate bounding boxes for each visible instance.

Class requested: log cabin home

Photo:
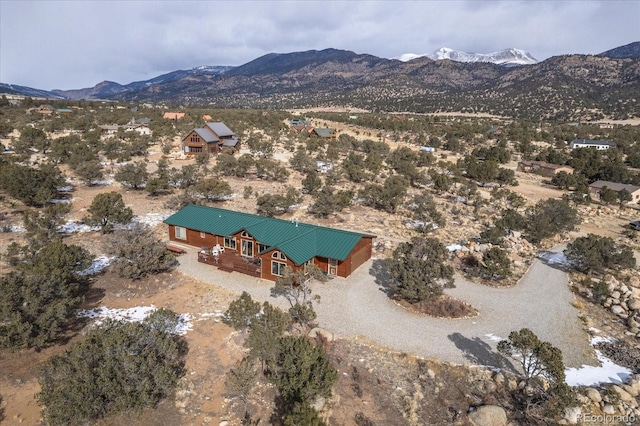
[164,205,375,280]
[181,122,240,155]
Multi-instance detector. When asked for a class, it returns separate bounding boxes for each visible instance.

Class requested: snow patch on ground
[57,212,170,234]
[484,333,504,343]
[76,306,226,335]
[77,305,193,335]
[132,212,170,228]
[58,221,100,233]
[536,251,571,267]
[77,255,114,276]
[565,336,633,387]
[484,331,631,387]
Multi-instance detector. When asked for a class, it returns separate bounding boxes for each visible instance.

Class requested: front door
[241,240,254,257]
[328,258,338,276]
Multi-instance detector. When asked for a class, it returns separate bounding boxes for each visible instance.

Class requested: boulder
[628,298,640,311]
[564,407,582,424]
[309,327,334,342]
[611,305,626,316]
[468,405,508,426]
[611,385,635,403]
[603,404,616,415]
[585,388,602,403]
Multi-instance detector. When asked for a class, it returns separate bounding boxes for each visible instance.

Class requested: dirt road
[177,244,595,369]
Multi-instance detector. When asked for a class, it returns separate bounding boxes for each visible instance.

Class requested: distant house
[569,139,616,150]
[316,161,333,173]
[290,118,310,126]
[163,112,186,120]
[517,160,574,178]
[312,128,336,139]
[289,125,314,135]
[182,122,239,154]
[588,180,640,203]
[124,124,152,136]
[99,125,120,136]
[419,146,436,153]
[202,114,213,121]
[57,108,73,115]
[30,105,55,115]
[135,118,152,125]
[164,205,375,280]
[599,123,614,129]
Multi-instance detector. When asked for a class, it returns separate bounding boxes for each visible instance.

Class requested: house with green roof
[164,205,375,280]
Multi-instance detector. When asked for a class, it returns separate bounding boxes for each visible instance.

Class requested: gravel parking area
[176,245,595,368]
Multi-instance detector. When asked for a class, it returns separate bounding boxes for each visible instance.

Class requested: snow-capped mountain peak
[394,47,538,66]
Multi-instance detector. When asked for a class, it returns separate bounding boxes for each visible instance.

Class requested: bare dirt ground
[1,129,639,424]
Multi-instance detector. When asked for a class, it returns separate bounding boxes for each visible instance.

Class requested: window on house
[189,146,203,153]
[190,135,200,143]
[258,243,269,253]
[175,226,186,240]
[271,251,287,260]
[200,232,205,238]
[241,231,251,238]
[224,237,236,250]
[271,261,286,276]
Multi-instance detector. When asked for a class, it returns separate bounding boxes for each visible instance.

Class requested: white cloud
[1,0,637,89]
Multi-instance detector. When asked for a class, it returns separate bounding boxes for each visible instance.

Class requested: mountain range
[2,42,639,121]
[395,47,538,66]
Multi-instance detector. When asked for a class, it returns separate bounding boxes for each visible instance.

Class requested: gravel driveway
[176,245,595,369]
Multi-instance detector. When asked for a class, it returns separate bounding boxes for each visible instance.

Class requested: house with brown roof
[163,112,186,120]
[164,205,375,281]
[182,122,239,154]
[588,180,640,203]
[517,160,574,178]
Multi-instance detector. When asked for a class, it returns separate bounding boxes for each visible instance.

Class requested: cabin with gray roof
[182,121,240,154]
[588,180,640,203]
[164,205,375,280]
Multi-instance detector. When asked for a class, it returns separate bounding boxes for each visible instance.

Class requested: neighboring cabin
[163,112,186,120]
[164,205,375,281]
[517,160,574,178]
[569,139,616,150]
[588,180,640,203]
[181,122,240,155]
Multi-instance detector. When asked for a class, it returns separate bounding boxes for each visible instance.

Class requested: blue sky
[1,0,638,90]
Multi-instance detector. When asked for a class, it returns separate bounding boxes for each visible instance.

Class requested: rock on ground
[468,405,507,426]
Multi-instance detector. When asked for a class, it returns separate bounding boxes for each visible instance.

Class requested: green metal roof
[164,205,374,265]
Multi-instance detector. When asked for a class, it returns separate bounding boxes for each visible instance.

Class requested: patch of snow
[565,336,633,387]
[132,212,169,228]
[447,244,463,252]
[10,224,25,232]
[90,179,113,185]
[50,199,71,204]
[76,305,194,335]
[58,220,100,233]
[484,333,504,343]
[536,251,571,267]
[77,255,114,276]
[56,185,73,192]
